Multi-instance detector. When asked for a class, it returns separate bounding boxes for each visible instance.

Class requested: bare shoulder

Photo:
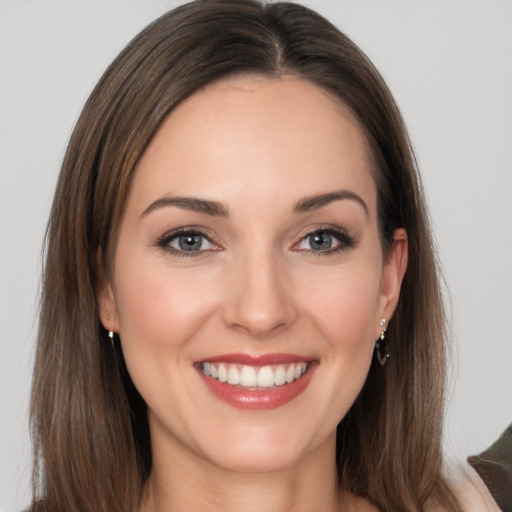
[339,464,501,512]
[445,463,501,512]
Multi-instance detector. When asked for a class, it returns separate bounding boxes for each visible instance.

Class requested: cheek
[112,255,224,417]
[282,261,383,436]
[115,259,216,344]
[296,263,382,349]
[112,255,224,400]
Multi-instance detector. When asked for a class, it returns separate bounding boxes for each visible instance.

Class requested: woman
[28,1,499,511]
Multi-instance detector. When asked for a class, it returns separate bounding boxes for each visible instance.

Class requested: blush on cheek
[116,263,221,352]
[311,281,379,345]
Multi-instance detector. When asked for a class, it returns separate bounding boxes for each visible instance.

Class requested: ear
[378,228,408,327]
[94,249,120,334]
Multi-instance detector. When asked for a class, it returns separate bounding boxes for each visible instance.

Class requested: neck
[140,434,342,512]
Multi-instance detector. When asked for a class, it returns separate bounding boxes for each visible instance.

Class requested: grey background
[1,1,511,510]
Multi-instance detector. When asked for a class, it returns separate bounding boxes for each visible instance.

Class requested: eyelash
[156,227,219,258]
[156,226,356,258]
[294,226,357,255]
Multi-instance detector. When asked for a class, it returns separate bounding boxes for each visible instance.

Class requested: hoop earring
[375,318,389,366]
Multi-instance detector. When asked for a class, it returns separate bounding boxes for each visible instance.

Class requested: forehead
[129,76,376,216]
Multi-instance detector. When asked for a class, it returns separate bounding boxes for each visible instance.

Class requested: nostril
[228,318,288,338]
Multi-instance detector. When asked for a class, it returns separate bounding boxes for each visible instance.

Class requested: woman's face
[99,76,406,474]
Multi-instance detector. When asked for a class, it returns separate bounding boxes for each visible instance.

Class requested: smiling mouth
[198,361,309,389]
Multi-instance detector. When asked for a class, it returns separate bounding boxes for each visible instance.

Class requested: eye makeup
[154,223,357,259]
[155,226,222,258]
[292,225,357,256]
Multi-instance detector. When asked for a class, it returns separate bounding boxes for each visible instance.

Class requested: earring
[375,318,389,366]
[106,315,115,346]
[107,330,116,347]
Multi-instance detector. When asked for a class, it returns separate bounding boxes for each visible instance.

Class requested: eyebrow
[141,196,229,218]
[293,189,369,217]
[141,188,368,219]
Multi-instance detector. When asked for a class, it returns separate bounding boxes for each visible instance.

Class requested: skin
[98,76,408,512]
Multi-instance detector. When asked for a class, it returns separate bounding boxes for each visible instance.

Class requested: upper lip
[196,353,314,366]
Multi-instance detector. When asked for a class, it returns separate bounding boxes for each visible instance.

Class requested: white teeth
[218,363,227,383]
[239,365,257,387]
[257,366,274,387]
[227,366,240,385]
[200,361,309,388]
[274,365,286,386]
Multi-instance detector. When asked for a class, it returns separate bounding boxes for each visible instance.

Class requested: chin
[207,445,305,473]
[196,423,327,474]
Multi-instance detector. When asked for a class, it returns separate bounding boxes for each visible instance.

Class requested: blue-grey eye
[179,234,202,251]
[296,230,345,252]
[308,232,333,251]
[168,233,214,252]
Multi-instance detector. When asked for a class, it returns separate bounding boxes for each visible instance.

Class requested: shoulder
[468,423,512,511]
[448,463,501,512]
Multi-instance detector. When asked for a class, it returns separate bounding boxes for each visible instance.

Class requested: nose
[222,250,297,338]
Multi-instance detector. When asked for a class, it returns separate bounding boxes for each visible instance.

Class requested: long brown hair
[30,1,461,510]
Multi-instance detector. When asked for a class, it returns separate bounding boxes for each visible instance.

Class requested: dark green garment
[468,423,512,512]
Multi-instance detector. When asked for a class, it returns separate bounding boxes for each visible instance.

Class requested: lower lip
[197,363,316,410]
